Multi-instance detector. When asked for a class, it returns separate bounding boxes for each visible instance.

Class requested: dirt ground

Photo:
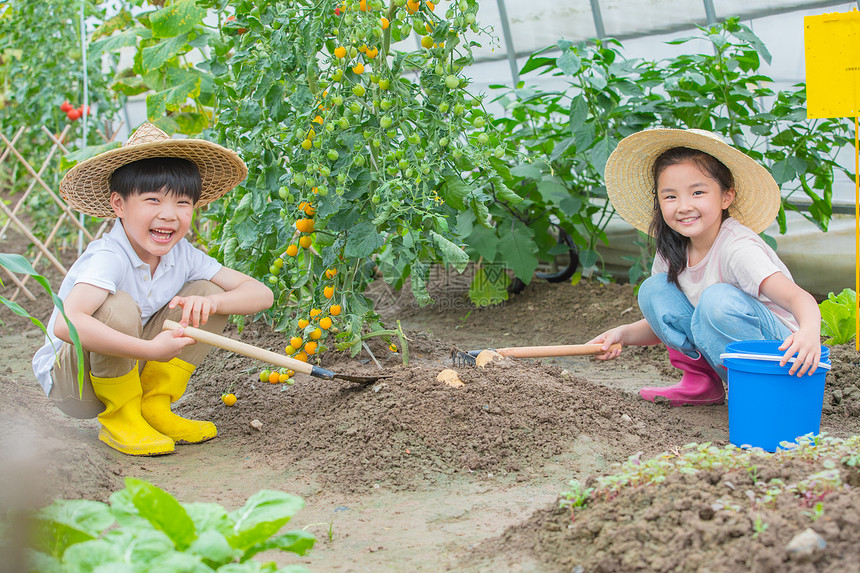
[1,250,859,572]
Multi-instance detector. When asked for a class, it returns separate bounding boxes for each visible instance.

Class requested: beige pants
[48,280,228,419]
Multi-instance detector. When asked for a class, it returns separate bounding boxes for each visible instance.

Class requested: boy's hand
[169,295,218,328]
[148,327,196,362]
[778,328,822,377]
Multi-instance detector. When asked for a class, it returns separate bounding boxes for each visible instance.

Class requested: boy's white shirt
[32,218,222,396]
[652,217,799,332]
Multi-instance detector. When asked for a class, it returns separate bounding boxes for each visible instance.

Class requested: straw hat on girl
[604,128,781,235]
[60,123,247,218]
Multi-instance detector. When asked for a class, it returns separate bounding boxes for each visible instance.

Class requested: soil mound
[187,324,714,493]
[464,443,860,572]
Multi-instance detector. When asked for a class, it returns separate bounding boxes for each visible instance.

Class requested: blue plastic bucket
[720,340,830,452]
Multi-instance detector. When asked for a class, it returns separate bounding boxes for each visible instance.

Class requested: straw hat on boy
[60,123,247,218]
[604,128,781,235]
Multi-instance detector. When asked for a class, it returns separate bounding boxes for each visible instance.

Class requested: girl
[589,128,822,406]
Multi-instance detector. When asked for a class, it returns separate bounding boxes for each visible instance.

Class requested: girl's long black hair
[648,147,734,290]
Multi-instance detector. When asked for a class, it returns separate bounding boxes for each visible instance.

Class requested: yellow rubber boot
[140,358,217,444]
[89,365,175,456]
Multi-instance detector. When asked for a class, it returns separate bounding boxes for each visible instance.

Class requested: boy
[32,123,273,456]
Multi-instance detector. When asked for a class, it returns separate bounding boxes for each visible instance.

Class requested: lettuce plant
[27,477,314,572]
[819,288,857,345]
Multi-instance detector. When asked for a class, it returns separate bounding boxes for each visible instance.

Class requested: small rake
[452,343,622,367]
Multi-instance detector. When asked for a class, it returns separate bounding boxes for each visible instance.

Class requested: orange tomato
[299,235,313,249]
[320,316,333,330]
[304,341,318,355]
[309,328,322,341]
[298,318,310,329]
[324,286,334,299]
[268,371,281,384]
[330,304,342,316]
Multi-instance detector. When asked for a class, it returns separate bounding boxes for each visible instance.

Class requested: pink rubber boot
[639,348,726,406]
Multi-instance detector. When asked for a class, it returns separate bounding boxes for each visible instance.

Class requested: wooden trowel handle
[162,319,314,376]
[495,343,622,358]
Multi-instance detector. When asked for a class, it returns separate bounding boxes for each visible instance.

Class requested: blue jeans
[637,274,793,381]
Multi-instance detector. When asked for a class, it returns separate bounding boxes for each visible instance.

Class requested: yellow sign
[804,9,860,351]
[804,10,860,119]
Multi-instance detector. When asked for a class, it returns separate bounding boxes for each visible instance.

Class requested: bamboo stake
[0,200,66,274]
[0,133,93,242]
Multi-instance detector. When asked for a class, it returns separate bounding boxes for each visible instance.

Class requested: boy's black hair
[648,147,734,291]
[109,157,202,204]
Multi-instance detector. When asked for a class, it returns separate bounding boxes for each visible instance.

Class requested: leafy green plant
[559,479,594,519]
[479,19,853,284]
[27,477,314,572]
[819,288,857,345]
[0,253,84,389]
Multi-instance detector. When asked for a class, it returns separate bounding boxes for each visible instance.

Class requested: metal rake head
[450,347,481,367]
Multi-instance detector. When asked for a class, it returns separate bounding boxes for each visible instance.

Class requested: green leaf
[468,266,510,307]
[466,224,499,262]
[125,477,198,551]
[439,172,471,210]
[509,163,543,180]
[243,530,316,561]
[146,78,202,120]
[344,222,385,259]
[227,490,305,551]
[536,179,569,205]
[150,0,207,38]
[32,500,113,558]
[557,49,581,76]
[589,137,617,177]
[430,231,468,273]
[91,28,145,54]
[61,539,127,571]
[141,33,189,73]
[496,221,539,281]
[188,529,237,565]
[491,176,523,205]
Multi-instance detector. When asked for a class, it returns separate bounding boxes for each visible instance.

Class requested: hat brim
[60,138,247,218]
[604,129,781,235]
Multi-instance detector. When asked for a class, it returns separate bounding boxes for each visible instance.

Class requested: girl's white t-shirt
[651,217,799,332]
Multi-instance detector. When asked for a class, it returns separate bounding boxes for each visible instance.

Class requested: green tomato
[414,148,425,159]
[379,78,390,90]
[317,185,329,196]
[472,116,486,128]
[494,147,505,158]
[274,258,284,268]
[349,46,358,58]
[349,102,362,114]
[371,194,381,204]
[372,138,382,148]
[363,129,373,140]
[268,275,279,285]
[293,173,306,185]
[337,172,346,183]
[370,74,380,84]
[477,133,489,145]
[398,158,409,170]
[353,84,366,97]
[332,95,344,106]
[313,138,322,148]
[466,13,476,24]
[439,137,449,147]
[386,129,397,139]
[445,75,460,89]
[435,64,445,75]
[338,117,350,129]
[332,69,344,82]
[320,166,331,177]
[380,116,393,129]
[325,123,335,133]
[278,186,289,199]
[327,149,340,161]
[453,103,465,115]
[407,133,420,145]
[394,0,405,6]
[286,378,295,386]
[380,98,392,111]
[458,0,467,11]
[439,102,450,113]
[354,155,366,167]
[269,265,280,275]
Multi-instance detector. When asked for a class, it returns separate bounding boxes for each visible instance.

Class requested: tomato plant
[202,0,508,356]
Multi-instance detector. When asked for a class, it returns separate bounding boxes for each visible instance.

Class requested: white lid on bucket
[719,352,831,371]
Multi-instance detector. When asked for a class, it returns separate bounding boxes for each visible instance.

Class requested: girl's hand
[778,328,822,376]
[587,327,625,361]
[169,295,218,328]
[147,327,196,362]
